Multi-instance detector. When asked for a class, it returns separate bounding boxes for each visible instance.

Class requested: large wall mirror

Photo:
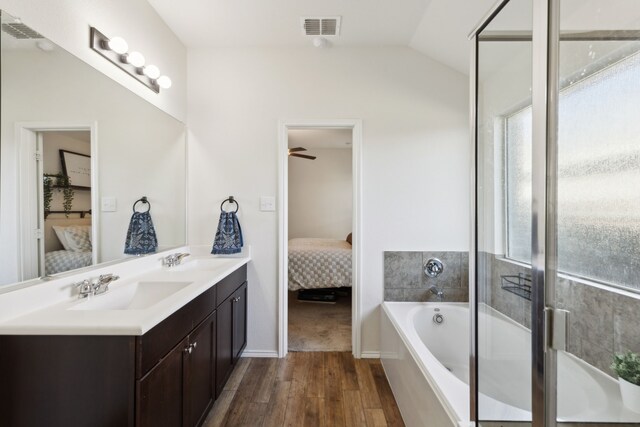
[0,10,187,288]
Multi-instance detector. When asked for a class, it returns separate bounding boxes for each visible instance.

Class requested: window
[505,50,640,291]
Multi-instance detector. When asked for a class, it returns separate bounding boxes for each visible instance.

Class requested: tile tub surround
[383,251,469,302]
[480,252,640,377]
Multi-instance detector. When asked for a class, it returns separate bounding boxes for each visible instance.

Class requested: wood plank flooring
[203,352,405,427]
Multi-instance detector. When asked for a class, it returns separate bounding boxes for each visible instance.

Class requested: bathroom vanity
[0,252,249,427]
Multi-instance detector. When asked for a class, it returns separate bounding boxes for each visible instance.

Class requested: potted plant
[612,351,640,413]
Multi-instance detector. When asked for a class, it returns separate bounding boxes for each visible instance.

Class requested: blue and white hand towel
[211,211,243,255]
[124,211,158,255]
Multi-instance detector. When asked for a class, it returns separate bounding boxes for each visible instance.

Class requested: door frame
[277,119,363,358]
[16,121,99,280]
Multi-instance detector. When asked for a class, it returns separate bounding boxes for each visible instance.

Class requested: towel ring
[220,196,239,213]
[133,196,151,213]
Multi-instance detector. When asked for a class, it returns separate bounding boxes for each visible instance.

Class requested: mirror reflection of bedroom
[39,130,93,278]
[287,127,353,352]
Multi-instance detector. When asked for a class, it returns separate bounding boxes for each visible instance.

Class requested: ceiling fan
[288,147,316,160]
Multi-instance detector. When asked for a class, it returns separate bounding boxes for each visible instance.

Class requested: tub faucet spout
[429,285,445,302]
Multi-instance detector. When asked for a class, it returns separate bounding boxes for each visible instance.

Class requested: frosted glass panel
[506,49,640,290]
[505,107,532,263]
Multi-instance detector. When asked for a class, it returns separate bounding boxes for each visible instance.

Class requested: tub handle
[425,258,444,278]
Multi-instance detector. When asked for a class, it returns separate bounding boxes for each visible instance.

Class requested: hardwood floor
[202,352,405,427]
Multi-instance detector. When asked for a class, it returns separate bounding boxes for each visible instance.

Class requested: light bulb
[107,36,128,54]
[126,51,145,68]
[157,75,172,89]
[143,65,160,79]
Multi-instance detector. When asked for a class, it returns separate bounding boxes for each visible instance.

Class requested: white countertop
[0,247,250,336]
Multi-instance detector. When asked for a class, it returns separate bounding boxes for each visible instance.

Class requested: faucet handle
[75,279,92,298]
[99,273,119,283]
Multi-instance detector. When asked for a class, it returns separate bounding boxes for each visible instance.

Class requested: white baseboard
[360,351,380,359]
[241,350,279,358]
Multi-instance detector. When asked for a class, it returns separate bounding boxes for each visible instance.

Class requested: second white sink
[69,281,192,311]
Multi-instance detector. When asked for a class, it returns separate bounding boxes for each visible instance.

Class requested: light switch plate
[260,196,276,212]
[101,196,117,212]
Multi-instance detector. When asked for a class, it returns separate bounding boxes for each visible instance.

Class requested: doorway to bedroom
[286,126,353,353]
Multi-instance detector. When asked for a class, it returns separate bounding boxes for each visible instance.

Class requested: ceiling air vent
[301,16,341,36]
[1,23,43,39]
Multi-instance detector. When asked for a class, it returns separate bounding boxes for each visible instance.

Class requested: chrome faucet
[75,279,93,299]
[93,274,119,295]
[162,252,190,268]
[74,274,119,298]
[430,285,445,302]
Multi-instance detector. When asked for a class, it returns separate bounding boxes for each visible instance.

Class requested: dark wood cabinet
[136,311,216,427]
[185,312,216,427]
[232,282,247,361]
[215,289,234,396]
[137,337,188,427]
[0,264,247,427]
[215,281,248,396]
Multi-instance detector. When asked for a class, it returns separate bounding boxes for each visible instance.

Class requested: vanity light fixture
[125,51,145,68]
[143,64,160,79]
[89,27,172,94]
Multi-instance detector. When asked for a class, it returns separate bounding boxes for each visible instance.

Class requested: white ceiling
[147,0,432,48]
[410,0,496,74]
[146,0,498,74]
[288,128,352,150]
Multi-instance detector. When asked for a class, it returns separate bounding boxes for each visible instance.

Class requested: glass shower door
[474,0,533,425]
[553,0,640,424]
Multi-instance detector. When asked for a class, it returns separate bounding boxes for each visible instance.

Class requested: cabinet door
[185,312,216,427]
[231,282,247,362]
[216,295,234,396]
[136,337,188,427]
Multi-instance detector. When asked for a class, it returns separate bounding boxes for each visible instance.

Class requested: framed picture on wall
[60,150,91,189]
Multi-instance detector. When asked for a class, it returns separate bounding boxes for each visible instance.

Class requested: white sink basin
[168,257,239,272]
[69,281,192,311]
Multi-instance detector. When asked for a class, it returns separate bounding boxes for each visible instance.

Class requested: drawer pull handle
[192,342,197,350]
[184,345,192,354]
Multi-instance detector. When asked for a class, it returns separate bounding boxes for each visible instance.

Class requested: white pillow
[52,225,73,251]
[64,226,92,252]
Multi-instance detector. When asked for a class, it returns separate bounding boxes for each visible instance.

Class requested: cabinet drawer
[136,285,216,378]
[215,264,247,307]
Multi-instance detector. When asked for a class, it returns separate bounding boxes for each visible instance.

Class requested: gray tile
[461,253,469,289]
[579,341,615,377]
[564,281,614,354]
[422,252,462,289]
[613,292,640,354]
[446,289,469,303]
[403,289,431,302]
[384,288,406,302]
[384,252,422,289]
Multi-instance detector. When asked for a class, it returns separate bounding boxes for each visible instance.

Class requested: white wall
[288,148,352,240]
[0,0,187,121]
[187,46,469,355]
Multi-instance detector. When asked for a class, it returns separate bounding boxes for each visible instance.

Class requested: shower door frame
[469,0,561,425]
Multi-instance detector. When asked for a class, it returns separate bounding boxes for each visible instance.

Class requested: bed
[288,237,352,291]
[44,216,93,275]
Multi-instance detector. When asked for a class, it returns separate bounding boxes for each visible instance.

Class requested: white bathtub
[380,302,640,426]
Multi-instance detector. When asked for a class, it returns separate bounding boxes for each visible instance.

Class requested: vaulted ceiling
[148,0,497,74]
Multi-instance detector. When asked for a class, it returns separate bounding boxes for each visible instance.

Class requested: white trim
[277,119,363,359]
[241,350,279,358]
[360,351,381,359]
[16,122,99,280]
